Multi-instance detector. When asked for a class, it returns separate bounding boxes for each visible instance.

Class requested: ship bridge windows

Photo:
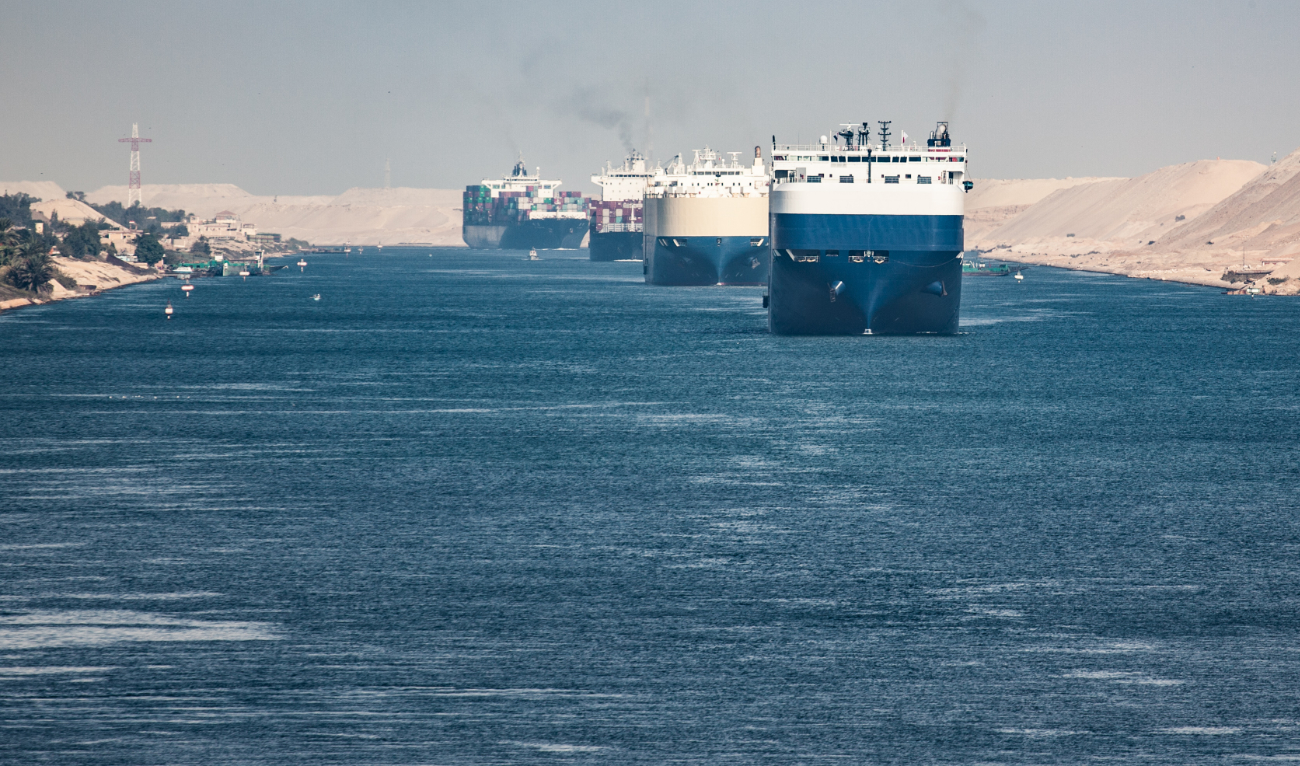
[909,156,921,162]
[848,155,861,163]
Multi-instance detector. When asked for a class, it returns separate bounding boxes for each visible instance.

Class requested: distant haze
[2,0,1298,196]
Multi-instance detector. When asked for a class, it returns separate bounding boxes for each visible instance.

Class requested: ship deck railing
[774,143,967,154]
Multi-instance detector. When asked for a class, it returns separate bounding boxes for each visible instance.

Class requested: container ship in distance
[767,122,970,335]
[589,151,654,261]
[462,158,589,249]
[643,147,770,286]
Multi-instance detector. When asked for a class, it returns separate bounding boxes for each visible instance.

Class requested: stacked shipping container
[463,186,589,226]
[589,199,643,234]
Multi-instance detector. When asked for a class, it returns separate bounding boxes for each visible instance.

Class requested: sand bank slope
[975,160,1265,251]
[0,257,157,313]
[1156,148,1300,259]
[32,198,124,227]
[86,184,464,246]
[969,158,1272,288]
[965,177,1120,241]
[0,180,67,202]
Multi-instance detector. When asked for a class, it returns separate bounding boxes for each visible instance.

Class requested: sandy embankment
[970,149,1300,292]
[85,184,465,247]
[0,257,158,313]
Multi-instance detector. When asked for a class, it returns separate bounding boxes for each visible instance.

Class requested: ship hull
[463,220,586,250]
[768,213,963,335]
[646,236,769,285]
[643,196,769,285]
[588,230,643,261]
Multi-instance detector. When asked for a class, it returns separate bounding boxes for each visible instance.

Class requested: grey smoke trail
[567,85,636,152]
[940,0,987,122]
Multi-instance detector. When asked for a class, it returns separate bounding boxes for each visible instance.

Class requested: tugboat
[961,255,1022,277]
[528,247,540,261]
[767,121,971,334]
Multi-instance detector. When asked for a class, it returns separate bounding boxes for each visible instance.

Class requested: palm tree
[5,251,54,294]
[0,218,16,267]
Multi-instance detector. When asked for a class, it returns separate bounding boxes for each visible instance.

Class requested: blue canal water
[1,249,1299,764]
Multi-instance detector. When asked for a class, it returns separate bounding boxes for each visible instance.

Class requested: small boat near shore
[962,256,1025,277]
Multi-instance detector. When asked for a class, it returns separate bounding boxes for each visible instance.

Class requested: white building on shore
[188,210,257,240]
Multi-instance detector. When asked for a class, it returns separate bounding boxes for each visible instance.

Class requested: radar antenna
[858,122,872,147]
[836,125,856,148]
[878,121,892,150]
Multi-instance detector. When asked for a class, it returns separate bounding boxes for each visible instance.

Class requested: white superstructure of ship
[588,150,655,261]
[642,147,770,285]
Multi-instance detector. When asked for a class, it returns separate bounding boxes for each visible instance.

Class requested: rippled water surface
[2,249,1299,764]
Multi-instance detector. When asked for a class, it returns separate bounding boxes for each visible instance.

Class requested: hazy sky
[3,0,1298,196]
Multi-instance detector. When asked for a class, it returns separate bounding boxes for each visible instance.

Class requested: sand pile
[0,180,67,202]
[965,177,1118,241]
[32,198,125,227]
[86,183,272,217]
[971,158,1276,287]
[86,184,464,246]
[1154,148,1300,261]
[974,160,1264,254]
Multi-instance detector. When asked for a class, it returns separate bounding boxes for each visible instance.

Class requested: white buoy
[165,301,174,320]
[181,283,194,298]
[1014,272,1024,281]
[239,269,250,281]
[298,258,308,272]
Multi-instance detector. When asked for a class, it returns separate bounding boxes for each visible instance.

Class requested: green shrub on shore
[0,218,19,266]
[60,221,107,260]
[133,233,165,265]
[0,194,36,229]
[89,200,186,234]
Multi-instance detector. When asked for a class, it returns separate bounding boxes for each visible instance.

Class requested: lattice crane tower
[118,123,152,208]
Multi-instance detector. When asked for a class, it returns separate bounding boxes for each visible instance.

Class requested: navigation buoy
[165,302,174,320]
[181,283,194,298]
[239,269,250,281]
[298,258,308,272]
[1014,272,1024,282]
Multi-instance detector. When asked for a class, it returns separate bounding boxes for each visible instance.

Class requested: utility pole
[118,123,152,208]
